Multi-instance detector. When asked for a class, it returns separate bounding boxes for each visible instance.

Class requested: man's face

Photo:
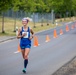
[22,20,28,26]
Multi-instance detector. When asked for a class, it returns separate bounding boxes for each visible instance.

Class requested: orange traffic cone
[66,25,69,32]
[45,35,50,42]
[17,44,21,52]
[14,43,21,53]
[53,29,58,38]
[73,25,75,28]
[34,36,39,47]
[60,29,63,35]
[75,24,76,28]
[71,25,74,29]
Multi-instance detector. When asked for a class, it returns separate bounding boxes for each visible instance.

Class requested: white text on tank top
[22,27,29,38]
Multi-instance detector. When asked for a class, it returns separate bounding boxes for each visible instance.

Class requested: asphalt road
[0,21,76,75]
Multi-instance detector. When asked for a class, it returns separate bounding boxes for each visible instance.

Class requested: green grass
[0,17,75,36]
[33,23,56,32]
[0,17,56,36]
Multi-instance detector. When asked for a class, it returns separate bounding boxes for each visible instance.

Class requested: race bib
[22,32,29,38]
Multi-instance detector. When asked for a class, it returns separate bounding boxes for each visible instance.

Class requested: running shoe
[22,68,26,73]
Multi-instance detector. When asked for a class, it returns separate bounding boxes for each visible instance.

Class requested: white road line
[14,51,20,53]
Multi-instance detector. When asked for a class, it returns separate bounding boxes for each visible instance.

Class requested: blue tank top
[20,27,31,45]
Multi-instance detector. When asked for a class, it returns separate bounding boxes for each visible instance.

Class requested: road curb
[0,36,16,43]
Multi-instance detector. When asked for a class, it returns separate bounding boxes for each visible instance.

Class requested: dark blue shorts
[20,44,31,49]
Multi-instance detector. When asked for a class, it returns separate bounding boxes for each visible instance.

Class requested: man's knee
[24,54,28,59]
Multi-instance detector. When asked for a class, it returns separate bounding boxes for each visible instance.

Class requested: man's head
[22,18,29,26]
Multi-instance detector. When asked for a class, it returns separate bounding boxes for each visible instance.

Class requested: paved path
[0,21,76,75]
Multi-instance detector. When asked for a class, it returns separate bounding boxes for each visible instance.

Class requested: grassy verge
[0,17,75,36]
[0,17,56,36]
[0,23,56,36]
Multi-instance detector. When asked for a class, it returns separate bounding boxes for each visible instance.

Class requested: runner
[17,17,34,73]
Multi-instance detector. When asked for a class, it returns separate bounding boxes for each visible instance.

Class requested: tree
[47,0,72,18]
[0,0,12,33]
[72,0,76,16]
[12,0,20,32]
